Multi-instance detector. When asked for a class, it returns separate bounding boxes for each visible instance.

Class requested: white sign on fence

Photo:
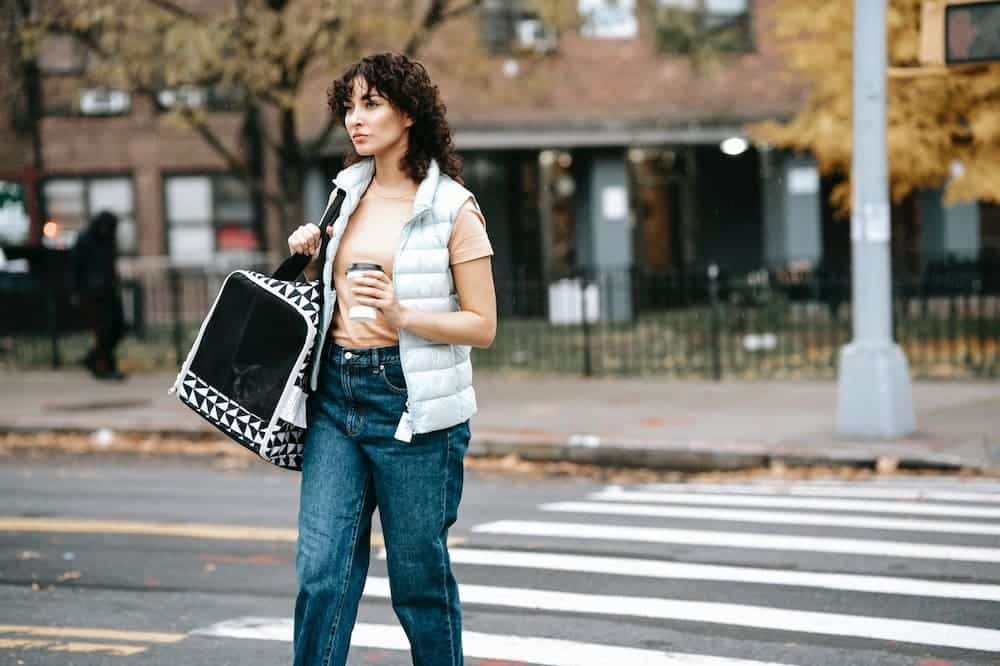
[548,279,600,325]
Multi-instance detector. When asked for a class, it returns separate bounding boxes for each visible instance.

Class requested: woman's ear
[404,114,414,129]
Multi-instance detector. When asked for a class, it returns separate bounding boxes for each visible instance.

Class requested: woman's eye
[366,100,379,108]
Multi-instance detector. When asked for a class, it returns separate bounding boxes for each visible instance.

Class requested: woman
[286,52,496,666]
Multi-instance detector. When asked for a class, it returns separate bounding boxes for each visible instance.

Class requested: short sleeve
[449,200,494,266]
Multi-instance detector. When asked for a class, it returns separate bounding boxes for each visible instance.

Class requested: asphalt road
[1,452,999,665]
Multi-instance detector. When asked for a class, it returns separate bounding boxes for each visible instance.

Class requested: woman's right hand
[287,223,324,258]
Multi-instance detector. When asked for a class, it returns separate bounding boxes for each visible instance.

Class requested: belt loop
[372,347,380,368]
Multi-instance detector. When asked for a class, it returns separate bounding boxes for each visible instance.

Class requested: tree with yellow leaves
[751,0,1000,214]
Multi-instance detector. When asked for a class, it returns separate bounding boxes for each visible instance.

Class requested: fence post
[169,267,184,367]
[47,283,62,369]
[581,273,593,378]
[708,263,722,381]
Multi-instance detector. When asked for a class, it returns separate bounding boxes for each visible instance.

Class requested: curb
[468,431,979,472]
[2,425,988,473]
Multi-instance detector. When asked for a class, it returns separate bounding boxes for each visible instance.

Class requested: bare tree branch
[141,0,197,19]
[303,114,340,159]
[403,0,462,56]
[442,0,480,21]
[176,106,284,208]
[291,16,342,84]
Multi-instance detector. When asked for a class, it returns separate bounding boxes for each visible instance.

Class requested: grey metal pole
[836,0,915,438]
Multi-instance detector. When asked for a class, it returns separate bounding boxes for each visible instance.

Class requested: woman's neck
[372,140,417,193]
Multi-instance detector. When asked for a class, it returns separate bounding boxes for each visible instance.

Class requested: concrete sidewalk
[1,370,998,471]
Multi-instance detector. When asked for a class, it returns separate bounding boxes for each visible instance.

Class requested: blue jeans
[293,342,469,666]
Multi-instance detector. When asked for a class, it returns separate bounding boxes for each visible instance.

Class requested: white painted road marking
[472,520,1000,562]
[592,486,1000,516]
[432,547,1000,602]
[542,500,1000,535]
[193,617,800,666]
[637,482,1000,505]
[357,577,1000,652]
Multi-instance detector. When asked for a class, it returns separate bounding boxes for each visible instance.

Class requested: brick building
[1,0,994,319]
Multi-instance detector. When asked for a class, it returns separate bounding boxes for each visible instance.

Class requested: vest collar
[332,157,441,216]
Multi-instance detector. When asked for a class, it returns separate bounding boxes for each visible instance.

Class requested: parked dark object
[71,211,126,380]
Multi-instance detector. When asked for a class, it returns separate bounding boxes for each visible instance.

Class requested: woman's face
[344,77,413,158]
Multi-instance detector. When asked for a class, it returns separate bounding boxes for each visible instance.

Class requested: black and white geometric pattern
[268,418,307,470]
[245,271,322,326]
[172,269,324,472]
[177,371,268,452]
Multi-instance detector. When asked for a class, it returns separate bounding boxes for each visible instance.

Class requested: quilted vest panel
[307,158,479,433]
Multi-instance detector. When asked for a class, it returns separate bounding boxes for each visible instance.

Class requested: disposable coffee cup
[346,262,384,321]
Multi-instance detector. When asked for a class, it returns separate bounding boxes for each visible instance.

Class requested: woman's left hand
[352,271,410,330]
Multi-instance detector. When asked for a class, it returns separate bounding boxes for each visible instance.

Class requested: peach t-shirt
[330,189,493,349]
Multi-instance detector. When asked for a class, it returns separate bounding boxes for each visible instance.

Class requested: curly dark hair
[328,52,462,184]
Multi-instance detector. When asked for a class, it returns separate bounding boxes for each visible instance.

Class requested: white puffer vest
[307,157,479,434]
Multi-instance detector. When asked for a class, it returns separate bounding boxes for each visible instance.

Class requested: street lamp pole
[836,0,916,438]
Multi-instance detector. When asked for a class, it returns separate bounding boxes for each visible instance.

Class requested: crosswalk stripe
[431,547,1000,602]
[754,478,1000,490]
[472,520,1000,563]
[596,487,1000,516]
[361,577,1000,652]
[543,501,1000,536]
[192,617,800,666]
[637,483,1000,505]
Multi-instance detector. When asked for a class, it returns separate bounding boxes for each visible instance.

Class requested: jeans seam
[378,366,408,394]
[321,473,370,666]
[441,426,457,666]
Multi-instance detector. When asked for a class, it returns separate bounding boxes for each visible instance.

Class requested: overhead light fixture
[720,137,749,156]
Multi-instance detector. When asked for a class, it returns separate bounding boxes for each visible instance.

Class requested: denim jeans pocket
[378,363,408,394]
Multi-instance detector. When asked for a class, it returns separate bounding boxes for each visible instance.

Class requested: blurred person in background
[71,210,126,381]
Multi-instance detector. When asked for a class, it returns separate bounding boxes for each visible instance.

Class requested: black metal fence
[0,252,273,374]
[476,258,1000,380]
[2,253,998,380]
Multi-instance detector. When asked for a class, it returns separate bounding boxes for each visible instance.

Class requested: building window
[579,0,638,39]
[155,84,244,113]
[0,181,31,246]
[656,0,753,54]
[37,34,132,117]
[164,174,258,265]
[480,0,559,55]
[42,176,137,253]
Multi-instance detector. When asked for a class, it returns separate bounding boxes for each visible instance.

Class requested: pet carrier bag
[168,189,345,470]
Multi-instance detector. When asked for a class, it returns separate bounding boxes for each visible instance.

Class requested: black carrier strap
[271,188,346,283]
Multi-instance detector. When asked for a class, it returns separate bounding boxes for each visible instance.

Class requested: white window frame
[42,176,138,253]
[579,0,639,39]
[164,173,259,266]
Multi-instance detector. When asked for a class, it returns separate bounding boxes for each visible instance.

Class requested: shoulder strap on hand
[272,188,346,281]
